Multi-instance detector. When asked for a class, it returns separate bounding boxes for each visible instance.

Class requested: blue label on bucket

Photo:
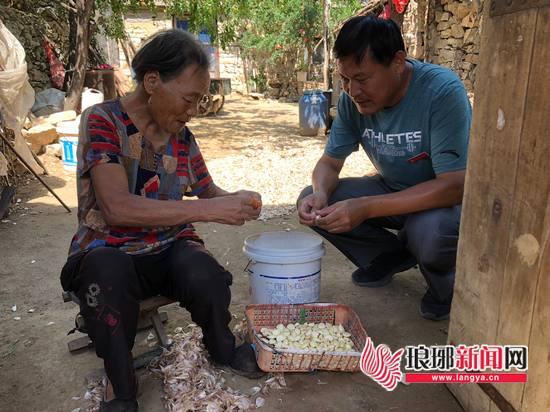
[60,138,78,168]
[258,270,320,280]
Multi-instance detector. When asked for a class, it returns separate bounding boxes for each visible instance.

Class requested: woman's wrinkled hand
[207,190,262,225]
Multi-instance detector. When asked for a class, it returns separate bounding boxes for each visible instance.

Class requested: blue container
[299,90,328,136]
[57,121,79,172]
[60,136,78,171]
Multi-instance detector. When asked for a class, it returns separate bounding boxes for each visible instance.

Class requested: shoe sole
[227,365,266,379]
[352,262,417,288]
[419,308,450,321]
[229,367,267,379]
[352,273,394,288]
[215,363,266,379]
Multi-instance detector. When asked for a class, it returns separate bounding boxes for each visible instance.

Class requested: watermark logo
[361,340,528,390]
[360,337,405,391]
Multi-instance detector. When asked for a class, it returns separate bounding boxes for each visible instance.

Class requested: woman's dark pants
[61,239,235,400]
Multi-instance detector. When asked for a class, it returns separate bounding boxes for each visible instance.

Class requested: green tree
[96,0,248,49]
[238,0,361,92]
[68,0,362,105]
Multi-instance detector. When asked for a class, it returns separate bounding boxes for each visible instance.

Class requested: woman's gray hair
[131,29,210,83]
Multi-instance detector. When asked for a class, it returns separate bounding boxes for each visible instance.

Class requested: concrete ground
[0,97,462,411]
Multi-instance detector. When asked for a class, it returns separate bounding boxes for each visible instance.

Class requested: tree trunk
[241,49,250,95]
[119,34,137,66]
[390,1,408,28]
[64,0,94,111]
[63,9,77,92]
[322,0,331,90]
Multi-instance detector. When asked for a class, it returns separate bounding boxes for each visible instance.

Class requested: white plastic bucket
[243,231,325,304]
[56,120,79,171]
[81,87,104,112]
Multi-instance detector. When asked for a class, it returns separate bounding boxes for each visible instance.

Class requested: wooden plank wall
[447,2,549,411]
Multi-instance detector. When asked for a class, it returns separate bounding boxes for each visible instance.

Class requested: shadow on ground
[0,96,462,412]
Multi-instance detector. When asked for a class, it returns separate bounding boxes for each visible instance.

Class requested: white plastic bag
[0,19,42,173]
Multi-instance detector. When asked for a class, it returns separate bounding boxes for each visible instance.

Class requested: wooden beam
[522,204,550,410]
[490,7,550,409]
[517,8,550,411]
[447,2,546,411]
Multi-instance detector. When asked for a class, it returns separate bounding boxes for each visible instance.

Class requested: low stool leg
[150,312,170,348]
[68,335,93,352]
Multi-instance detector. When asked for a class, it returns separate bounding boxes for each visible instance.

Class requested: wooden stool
[62,291,175,352]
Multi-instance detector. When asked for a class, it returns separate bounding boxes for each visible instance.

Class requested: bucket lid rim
[243,231,324,258]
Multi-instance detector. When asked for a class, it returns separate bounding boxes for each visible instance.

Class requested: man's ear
[143,71,160,94]
[392,51,407,74]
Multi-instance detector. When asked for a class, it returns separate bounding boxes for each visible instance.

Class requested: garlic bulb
[258,322,355,352]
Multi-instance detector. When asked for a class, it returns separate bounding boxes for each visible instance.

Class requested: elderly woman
[60,30,262,411]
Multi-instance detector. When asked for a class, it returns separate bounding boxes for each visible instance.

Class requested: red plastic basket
[245,303,367,372]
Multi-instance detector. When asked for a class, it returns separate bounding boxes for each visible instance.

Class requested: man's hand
[314,198,367,233]
[298,192,328,226]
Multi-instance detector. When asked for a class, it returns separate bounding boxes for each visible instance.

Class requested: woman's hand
[205,191,262,225]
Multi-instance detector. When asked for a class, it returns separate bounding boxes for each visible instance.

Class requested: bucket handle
[243,259,253,273]
[84,87,102,94]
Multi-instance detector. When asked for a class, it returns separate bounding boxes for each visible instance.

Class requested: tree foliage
[237,0,362,90]
[93,0,363,91]
[240,0,361,60]
[95,0,248,48]
[94,0,362,51]
[164,0,249,48]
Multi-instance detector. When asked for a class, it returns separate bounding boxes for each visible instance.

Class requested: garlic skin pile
[258,322,355,352]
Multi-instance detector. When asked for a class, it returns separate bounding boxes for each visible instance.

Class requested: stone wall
[219,47,247,94]
[400,0,482,93]
[402,0,428,59]
[121,11,247,95]
[0,4,69,91]
[424,0,482,92]
[120,10,172,77]
[1,2,119,93]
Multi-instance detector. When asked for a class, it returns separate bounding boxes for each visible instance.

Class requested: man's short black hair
[333,16,405,66]
[132,29,209,83]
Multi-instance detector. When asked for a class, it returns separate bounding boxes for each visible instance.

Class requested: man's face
[337,52,403,115]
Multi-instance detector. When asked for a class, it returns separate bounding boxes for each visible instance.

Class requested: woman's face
[145,64,210,134]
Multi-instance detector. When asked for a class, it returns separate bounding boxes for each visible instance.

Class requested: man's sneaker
[99,399,138,412]
[352,249,417,287]
[228,343,265,379]
[420,289,451,321]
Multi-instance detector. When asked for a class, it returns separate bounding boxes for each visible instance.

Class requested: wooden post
[447,1,550,411]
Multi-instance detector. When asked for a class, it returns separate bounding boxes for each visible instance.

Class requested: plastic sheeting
[0,19,43,174]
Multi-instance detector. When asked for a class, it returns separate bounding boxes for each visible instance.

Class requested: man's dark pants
[60,239,235,400]
[298,176,461,304]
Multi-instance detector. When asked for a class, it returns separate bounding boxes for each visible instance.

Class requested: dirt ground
[0,96,462,411]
